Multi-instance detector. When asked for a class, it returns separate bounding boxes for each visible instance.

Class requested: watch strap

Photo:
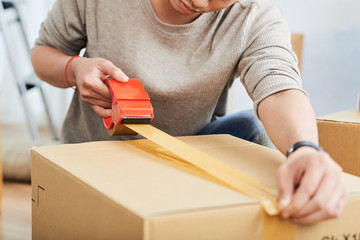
[286,141,324,157]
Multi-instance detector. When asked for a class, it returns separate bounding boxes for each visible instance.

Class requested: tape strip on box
[124,124,295,240]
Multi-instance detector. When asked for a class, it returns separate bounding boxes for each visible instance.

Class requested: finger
[337,190,349,215]
[79,75,112,100]
[276,163,296,213]
[92,78,112,100]
[98,60,129,82]
[281,166,325,218]
[292,208,329,225]
[91,105,112,118]
[292,174,341,219]
[84,98,112,109]
[80,86,111,105]
[292,193,347,225]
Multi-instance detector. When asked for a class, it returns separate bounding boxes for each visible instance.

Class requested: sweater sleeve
[237,1,306,116]
[34,0,87,56]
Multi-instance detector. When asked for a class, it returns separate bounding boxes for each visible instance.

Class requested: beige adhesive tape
[122,124,295,239]
[125,124,278,213]
[263,212,295,240]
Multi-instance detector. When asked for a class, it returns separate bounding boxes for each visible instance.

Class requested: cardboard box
[32,135,360,240]
[318,109,360,177]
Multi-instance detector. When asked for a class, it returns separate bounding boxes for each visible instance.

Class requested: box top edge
[317,109,360,124]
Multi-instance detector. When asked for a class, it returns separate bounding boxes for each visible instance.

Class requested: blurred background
[230,0,360,114]
[0,0,360,179]
[1,0,71,129]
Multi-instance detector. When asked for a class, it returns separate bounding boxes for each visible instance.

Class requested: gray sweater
[35,0,303,143]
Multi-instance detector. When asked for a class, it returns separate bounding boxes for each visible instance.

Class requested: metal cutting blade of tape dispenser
[103,78,154,135]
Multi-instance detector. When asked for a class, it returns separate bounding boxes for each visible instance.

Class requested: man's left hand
[276,147,348,224]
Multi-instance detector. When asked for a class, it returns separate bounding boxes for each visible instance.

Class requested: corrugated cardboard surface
[318,109,360,177]
[32,135,360,240]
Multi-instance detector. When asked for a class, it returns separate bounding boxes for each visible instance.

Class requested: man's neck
[150,0,201,25]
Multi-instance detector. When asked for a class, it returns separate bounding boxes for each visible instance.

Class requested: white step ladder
[0,1,58,140]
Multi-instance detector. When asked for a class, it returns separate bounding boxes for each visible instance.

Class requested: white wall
[0,0,70,132]
[1,0,359,133]
[275,0,360,116]
[230,0,360,116]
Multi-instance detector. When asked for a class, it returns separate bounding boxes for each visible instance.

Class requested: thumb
[99,60,129,82]
[276,165,295,211]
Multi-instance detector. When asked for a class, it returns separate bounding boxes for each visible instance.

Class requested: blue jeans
[197,109,275,148]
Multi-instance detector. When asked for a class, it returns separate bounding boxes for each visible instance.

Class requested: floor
[0,122,56,240]
[0,181,31,240]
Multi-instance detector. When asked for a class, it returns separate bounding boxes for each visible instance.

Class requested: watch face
[286,147,294,157]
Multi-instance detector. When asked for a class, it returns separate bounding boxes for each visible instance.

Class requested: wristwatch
[286,141,324,157]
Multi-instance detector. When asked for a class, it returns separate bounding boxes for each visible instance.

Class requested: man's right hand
[67,57,129,117]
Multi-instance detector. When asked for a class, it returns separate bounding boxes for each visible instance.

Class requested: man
[31,0,347,225]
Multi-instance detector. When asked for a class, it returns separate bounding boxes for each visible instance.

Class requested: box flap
[318,109,360,124]
[32,134,360,218]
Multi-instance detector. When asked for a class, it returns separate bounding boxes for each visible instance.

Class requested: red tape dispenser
[103,78,154,135]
